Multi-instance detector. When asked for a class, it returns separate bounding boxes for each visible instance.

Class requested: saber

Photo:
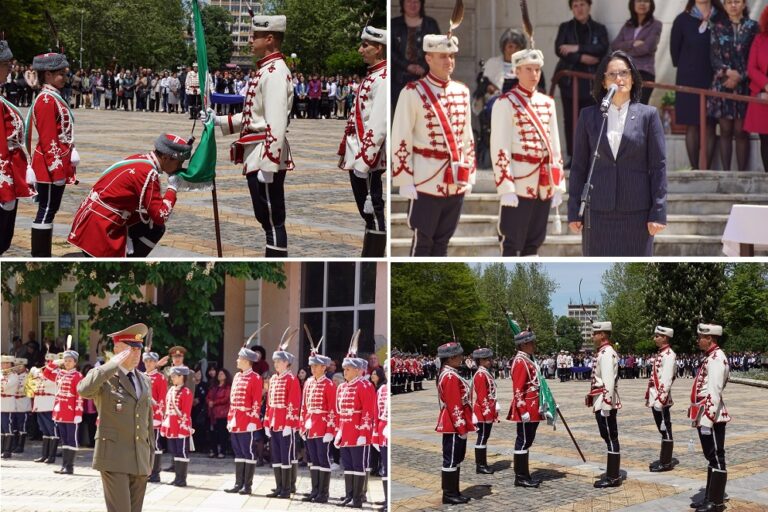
[556,406,586,462]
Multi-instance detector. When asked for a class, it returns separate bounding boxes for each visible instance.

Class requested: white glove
[257,170,274,184]
[70,148,81,167]
[551,190,563,208]
[600,409,611,417]
[0,200,17,212]
[322,433,334,443]
[652,405,662,412]
[353,169,368,179]
[73,416,82,424]
[458,434,467,440]
[201,107,218,125]
[521,412,530,423]
[282,427,293,437]
[501,193,519,208]
[53,358,65,366]
[399,184,418,200]
[264,427,271,438]
[356,435,366,446]
[700,426,712,435]
[167,174,182,191]
[459,184,473,195]
[53,179,66,186]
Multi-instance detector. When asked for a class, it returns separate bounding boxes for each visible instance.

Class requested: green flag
[503,311,522,335]
[178,0,216,184]
[538,369,558,430]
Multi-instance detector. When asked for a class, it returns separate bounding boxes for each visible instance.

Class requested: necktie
[127,371,140,398]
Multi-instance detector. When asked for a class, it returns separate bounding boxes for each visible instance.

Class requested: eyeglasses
[724,0,743,5]
[605,69,631,81]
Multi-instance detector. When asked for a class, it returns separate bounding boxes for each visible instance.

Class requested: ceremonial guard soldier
[391,32,476,257]
[585,321,622,488]
[339,26,388,257]
[414,355,424,391]
[68,134,190,257]
[43,347,83,474]
[264,328,301,498]
[557,350,567,382]
[1,354,19,458]
[11,357,31,453]
[374,362,389,504]
[185,63,201,121]
[471,347,498,475]
[0,39,33,255]
[646,325,678,472]
[31,353,59,463]
[142,349,167,483]
[161,366,193,487]
[335,331,377,508]
[389,352,400,395]
[436,341,475,504]
[77,323,155,512]
[27,52,78,256]
[225,344,264,495]
[689,324,730,512]
[491,48,564,256]
[206,14,294,257]
[508,331,543,488]
[299,330,336,503]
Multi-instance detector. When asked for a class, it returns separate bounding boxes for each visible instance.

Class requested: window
[38,285,91,358]
[299,263,377,368]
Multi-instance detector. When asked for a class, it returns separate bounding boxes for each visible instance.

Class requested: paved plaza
[4,109,381,257]
[392,375,768,512]
[0,449,386,511]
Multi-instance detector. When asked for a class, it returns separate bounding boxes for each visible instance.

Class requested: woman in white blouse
[567,50,667,256]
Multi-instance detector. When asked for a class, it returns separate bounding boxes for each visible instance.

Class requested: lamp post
[79,10,84,69]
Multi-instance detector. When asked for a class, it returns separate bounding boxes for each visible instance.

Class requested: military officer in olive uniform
[77,323,154,512]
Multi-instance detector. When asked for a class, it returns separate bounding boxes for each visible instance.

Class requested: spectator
[554,0,609,167]
[80,364,98,447]
[482,28,528,93]
[250,345,270,377]
[745,4,768,172]
[671,0,726,169]
[191,366,210,455]
[708,0,758,171]
[391,0,440,111]
[611,0,662,105]
[122,70,135,111]
[167,71,180,113]
[207,368,231,458]
[308,74,321,119]
[24,65,38,106]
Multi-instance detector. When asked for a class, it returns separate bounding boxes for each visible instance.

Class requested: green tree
[643,263,726,353]
[391,263,488,355]
[187,4,235,70]
[719,264,768,351]
[600,263,651,352]
[555,316,583,353]
[1,262,286,362]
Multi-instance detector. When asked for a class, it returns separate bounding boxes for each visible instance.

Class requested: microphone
[600,84,619,113]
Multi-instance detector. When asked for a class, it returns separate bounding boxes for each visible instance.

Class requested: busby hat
[272,327,298,365]
[437,342,463,358]
[142,351,160,362]
[654,326,674,338]
[154,133,192,161]
[32,52,69,71]
[512,48,544,68]
[0,40,13,62]
[342,329,366,370]
[361,26,387,44]
[592,321,612,333]
[14,358,28,366]
[170,365,190,377]
[423,34,459,54]
[63,350,79,360]
[1,355,15,363]
[472,347,494,360]
[514,330,537,345]
[108,323,148,348]
[305,324,332,366]
[252,15,286,33]
[697,323,723,337]
[238,347,259,362]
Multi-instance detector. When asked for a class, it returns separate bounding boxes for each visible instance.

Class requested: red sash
[354,62,386,168]
[416,79,463,185]
[507,89,558,194]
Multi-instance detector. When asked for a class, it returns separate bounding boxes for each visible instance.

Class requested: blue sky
[480,263,614,318]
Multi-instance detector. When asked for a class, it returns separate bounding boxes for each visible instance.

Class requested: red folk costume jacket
[68,152,176,256]
[508,351,542,422]
[28,84,76,185]
[0,96,33,203]
[300,375,337,439]
[160,385,192,438]
[335,376,377,447]
[435,366,475,435]
[227,369,263,433]
[473,366,499,423]
[373,383,389,448]
[43,362,83,423]
[265,371,301,433]
[146,369,167,427]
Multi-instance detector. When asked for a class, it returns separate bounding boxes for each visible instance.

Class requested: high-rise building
[205,0,253,66]
[567,303,599,343]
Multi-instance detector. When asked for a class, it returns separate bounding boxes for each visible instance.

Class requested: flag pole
[556,406,586,462]
[211,177,223,257]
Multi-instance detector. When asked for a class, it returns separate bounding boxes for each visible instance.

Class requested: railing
[549,70,768,170]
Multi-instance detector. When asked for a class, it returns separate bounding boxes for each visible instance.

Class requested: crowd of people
[392,0,768,173]
[1,327,389,508]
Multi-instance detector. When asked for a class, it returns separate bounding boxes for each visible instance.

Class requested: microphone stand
[578,108,608,257]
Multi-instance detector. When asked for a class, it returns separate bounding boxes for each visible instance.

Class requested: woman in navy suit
[567,50,667,256]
